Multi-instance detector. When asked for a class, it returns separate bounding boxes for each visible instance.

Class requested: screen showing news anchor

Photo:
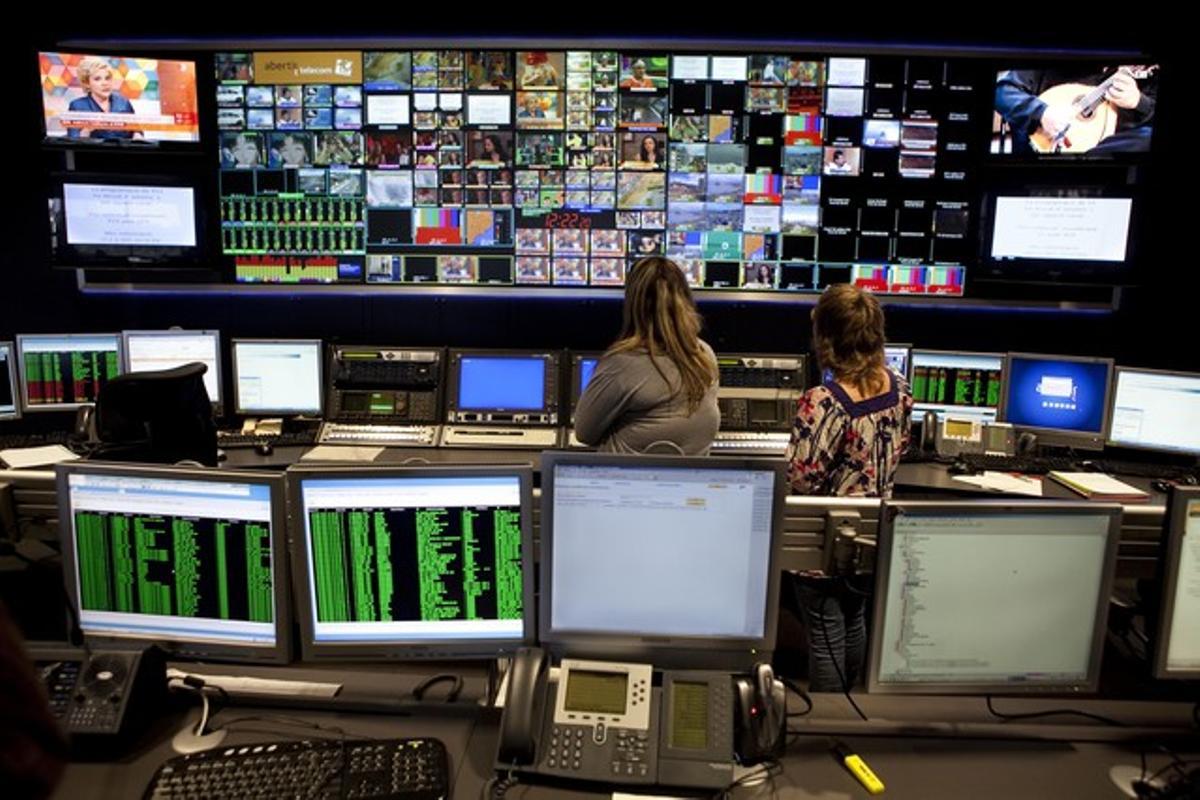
[40,52,200,143]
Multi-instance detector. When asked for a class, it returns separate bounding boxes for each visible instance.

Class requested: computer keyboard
[0,431,73,450]
[216,429,319,449]
[143,736,448,799]
[1090,459,1199,482]
[711,431,791,454]
[957,453,1079,475]
[319,423,440,447]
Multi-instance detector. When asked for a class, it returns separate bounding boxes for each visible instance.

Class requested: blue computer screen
[458,357,545,410]
[579,359,598,393]
[1004,356,1110,434]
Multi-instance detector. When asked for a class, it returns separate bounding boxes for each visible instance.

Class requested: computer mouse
[947,459,975,476]
[255,441,274,456]
[1151,479,1175,494]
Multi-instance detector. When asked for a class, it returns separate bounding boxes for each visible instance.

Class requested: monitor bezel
[286,463,536,662]
[55,460,292,664]
[230,338,324,417]
[445,348,561,420]
[539,451,786,671]
[1153,486,1200,680]
[121,329,224,417]
[998,352,1114,451]
[48,172,207,270]
[1107,366,1200,457]
[0,340,20,421]
[910,348,1007,421]
[868,500,1121,695]
[16,332,124,413]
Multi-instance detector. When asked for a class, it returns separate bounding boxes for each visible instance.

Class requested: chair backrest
[94,363,217,466]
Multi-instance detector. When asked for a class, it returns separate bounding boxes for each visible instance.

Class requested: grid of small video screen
[214,50,975,294]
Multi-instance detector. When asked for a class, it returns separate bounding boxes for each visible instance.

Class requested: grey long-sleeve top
[573,342,720,454]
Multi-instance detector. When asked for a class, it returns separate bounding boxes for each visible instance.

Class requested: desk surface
[55,664,1198,800]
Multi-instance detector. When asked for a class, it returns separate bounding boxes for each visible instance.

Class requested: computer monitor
[821,344,909,385]
[446,350,560,424]
[569,351,601,422]
[57,462,290,663]
[910,349,1005,423]
[16,333,123,412]
[1108,367,1200,457]
[39,52,201,144]
[868,501,1120,694]
[884,344,911,379]
[1154,487,1200,679]
[122,330,222,414]
[0,341,18,420]
[231,339,323,417]
[539,452,785,670]
[287,465,534,661]
[999,353,1114,450]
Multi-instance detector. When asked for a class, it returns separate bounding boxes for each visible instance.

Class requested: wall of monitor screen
[36,42,1158,303]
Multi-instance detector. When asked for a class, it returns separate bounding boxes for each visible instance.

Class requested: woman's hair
[482,134,507,161]
[609,256,716,411]
[812,284,888,395]
[639,135,658,162]
[76,57,112,89]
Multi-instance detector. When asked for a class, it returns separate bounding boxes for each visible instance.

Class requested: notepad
[0,445,80,469]
[1048,471,1149,501]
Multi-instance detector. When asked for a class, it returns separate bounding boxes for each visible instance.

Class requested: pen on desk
[831,740,885,795]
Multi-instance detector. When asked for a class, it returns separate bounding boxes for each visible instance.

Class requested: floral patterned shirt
[786,371,913,497]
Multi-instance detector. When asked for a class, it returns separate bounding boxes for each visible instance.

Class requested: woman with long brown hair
[785,283,913,694]
[574,256,719,453]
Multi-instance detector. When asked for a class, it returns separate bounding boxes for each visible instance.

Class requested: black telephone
[495,648,735,790]
[32,644,165,747]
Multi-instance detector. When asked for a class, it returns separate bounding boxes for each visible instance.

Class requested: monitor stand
[441,425,561,449]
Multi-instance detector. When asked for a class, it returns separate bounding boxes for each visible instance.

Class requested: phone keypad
[546,726,586,771]
[613,729,650,777]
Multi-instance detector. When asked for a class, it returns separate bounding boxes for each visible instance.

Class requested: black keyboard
[958,453,1079,475]
[1091,460,1199,482]
[216,429,318,449]
[0,431,73,451]
[143,737,448,799]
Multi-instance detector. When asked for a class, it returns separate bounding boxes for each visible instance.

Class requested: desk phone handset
[495,647,741,790]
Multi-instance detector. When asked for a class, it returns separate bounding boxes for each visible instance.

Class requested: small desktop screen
[292,468,531,658]
[579,358,598,394]
[40,52,200,143]
[123,330,221,408]
[0,342,18,420]
[1001,353,1112,447]
[232,339,323,416]
[885,344,910,378]
[542,455,783,667]
[870,502,1119,693]
[1108,368,1200,457]
[17,333,122,412]
[60,464,288,662]
[911,350,1004,422]
[1156,490,1200,679]
[457,356,547,411]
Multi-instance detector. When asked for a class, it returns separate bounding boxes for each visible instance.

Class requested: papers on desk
[1048,471,1150,501]
[0,444,80,469]
[301,445,384,462]
[951,470,1044,497]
